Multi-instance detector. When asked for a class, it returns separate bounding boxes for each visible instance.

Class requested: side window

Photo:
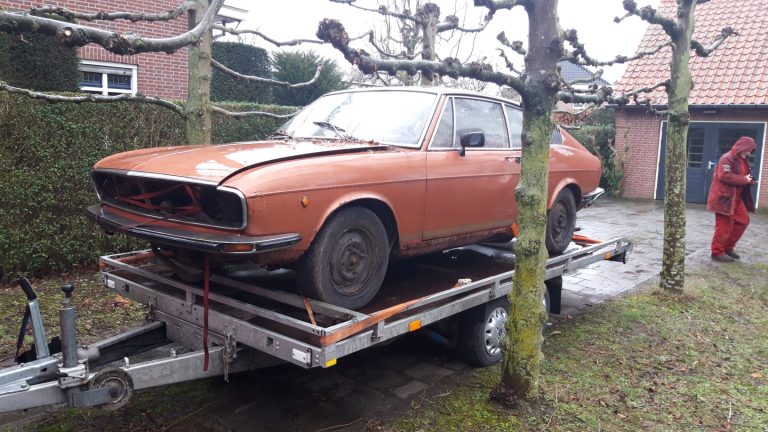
[455,98,509,149]
[504,105,523,149]
[431,98,455,148]
[551,127,563,145]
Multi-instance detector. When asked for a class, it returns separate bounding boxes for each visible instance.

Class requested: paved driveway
[2,198,766,431]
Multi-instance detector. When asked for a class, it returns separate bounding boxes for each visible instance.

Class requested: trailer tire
[458,297,510,367]
[297,207,389,310]
[546,189,577,255]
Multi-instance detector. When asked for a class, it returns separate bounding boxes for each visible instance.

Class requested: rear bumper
[86,205,301,255]
[579,187,605,210]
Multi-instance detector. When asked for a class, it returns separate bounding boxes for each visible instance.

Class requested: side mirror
[458,129,485,157]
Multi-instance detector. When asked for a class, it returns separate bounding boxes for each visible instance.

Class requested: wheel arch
[549,179,582,209]
[315,194,399,250]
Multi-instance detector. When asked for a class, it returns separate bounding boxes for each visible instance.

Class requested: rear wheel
[297,207,389,310]
[545,189,577,255]
[458,297,509,366]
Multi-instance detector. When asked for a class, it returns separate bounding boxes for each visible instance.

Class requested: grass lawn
[392,262,768,432]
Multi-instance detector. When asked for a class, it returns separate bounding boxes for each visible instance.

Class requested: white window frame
[79,60,137,95]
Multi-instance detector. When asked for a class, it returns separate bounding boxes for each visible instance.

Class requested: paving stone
[363,369,413,392]
[403,362,454,382]
[392,380,428,399]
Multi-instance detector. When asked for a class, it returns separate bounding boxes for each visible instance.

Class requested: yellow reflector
[409,320,422,332]
[604,252,613,260]
[301,195,310,207]
[221,244,255,253]
[325,358,337,368]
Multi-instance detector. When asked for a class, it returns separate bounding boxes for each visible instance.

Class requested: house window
[79,61,137,95]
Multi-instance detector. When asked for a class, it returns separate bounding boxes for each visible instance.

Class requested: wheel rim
[329,227,376,296]
[550,201,573,245]
[484,307,508,356]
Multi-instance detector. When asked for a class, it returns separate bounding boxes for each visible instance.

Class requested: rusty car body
[87,87,603,309]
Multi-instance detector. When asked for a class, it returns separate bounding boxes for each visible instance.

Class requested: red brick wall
[2,0,188,100]
[616,108,768,209]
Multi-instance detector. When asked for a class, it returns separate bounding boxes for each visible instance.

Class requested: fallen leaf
[751,373,763,378]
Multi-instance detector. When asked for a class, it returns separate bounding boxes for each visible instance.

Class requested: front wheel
[545,189,577,255]
[297,207,390,310]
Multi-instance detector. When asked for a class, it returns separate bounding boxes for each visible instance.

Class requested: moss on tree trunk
[496,0,561,401]
[660,1,696,292]
[184,0,212,145]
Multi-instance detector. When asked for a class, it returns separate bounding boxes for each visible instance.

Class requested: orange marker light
[221,244,255,253]
[301,195,310,207]
[408,320,422,332]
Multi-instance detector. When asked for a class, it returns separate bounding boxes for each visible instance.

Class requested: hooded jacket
[706,136,757,215]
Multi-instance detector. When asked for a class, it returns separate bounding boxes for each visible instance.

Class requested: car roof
[325,86,521,108]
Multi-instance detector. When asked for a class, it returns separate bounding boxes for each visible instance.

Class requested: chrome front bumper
[579,187,605,210]
[86,205,301,254]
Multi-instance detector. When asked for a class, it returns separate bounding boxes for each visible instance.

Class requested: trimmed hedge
[0,28,79,91]
[0,93,296,279]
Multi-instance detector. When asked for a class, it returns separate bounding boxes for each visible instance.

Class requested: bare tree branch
[559,78,670,106]
[616,0,678,38]
[497,48,522,75]
[563,28,673,66]
[212,60,325,88]
[472,0,529,21]
[211,105,298,119]
[437,14,488,33]
[497,31,526,55]
[330,0,418,22]
[317,18,525,92]
[690,26,737,57]
[0,80,184,115]
[212,24,324,46]
[0,0,225,55]
[28,2,194,23]
[562,68,604,87]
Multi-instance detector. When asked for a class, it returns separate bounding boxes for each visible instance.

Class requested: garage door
[656,122,764,204]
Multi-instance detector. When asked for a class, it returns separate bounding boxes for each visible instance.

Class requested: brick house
[1,0,191,99]
[613,0,767,209]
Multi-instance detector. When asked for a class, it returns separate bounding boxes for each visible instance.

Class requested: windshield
[278,91,437,147]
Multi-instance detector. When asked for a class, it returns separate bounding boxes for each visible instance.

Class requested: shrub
[568,108,624,196]
[271,51,349,106]
[211,42,273,103]
[0,93,294,279]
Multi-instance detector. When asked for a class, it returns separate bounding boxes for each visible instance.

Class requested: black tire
[297,207,389,310]
[545,189,577,255]
[458,292,551,367]
[458,297,510,367]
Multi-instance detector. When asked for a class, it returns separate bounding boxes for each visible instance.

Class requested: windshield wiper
[269,130,292,140]
[313,121,349,139]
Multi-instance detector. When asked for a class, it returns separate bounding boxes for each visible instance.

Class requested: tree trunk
[497,0,561,401]
[417,3,439,86]
[185,0,212,144]
[660,1,696,292]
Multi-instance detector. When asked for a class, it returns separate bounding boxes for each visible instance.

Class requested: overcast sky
[223,0,659,85]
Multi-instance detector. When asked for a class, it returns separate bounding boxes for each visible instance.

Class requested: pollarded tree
[318,0,733,401]
[614,0,734,292]
[332,0,488,86]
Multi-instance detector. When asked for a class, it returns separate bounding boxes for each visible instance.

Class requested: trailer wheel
[298,207,389,310]
[458,297,510,366]
[546,189,577,255]
[89,367,134,411]
[459,291,551,367]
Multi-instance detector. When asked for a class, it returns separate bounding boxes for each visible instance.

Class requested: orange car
[87,87,603,309]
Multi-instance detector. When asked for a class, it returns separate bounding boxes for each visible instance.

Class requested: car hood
[94,140,390,184]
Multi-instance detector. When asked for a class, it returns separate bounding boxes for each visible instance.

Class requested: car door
[422,96,521,240]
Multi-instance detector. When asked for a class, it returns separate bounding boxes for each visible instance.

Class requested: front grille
[91,171,245,230]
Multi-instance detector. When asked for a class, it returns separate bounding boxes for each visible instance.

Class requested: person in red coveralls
[707,136,758,262]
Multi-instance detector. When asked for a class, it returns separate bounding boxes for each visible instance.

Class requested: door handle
[506,156,522,163]
[707,161,716,169]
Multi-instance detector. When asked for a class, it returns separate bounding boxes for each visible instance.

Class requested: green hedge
[0,93,296,279]
[0,24,79,91]
[211,42,273,103]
